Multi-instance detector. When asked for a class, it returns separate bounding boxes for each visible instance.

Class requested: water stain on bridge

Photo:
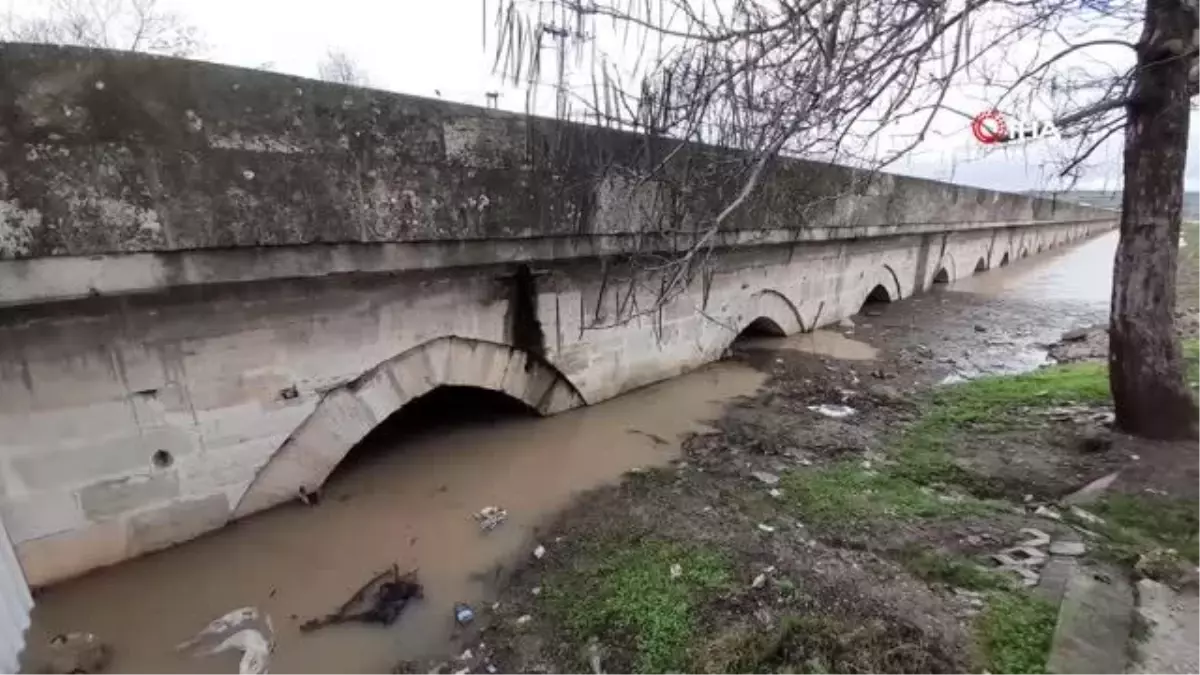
[22,231,1119,674]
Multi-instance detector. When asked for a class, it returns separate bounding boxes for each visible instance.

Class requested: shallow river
[21,231,1118,673]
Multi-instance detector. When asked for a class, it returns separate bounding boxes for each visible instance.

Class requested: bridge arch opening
[734,316,787,342]
[860,284,892,313]
[234,337,586,517]
[932,268,951,284]
[974,257,988,273]
[999,252,1011,267]
[330,385,538,480]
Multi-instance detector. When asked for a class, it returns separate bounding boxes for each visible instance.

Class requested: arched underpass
[860,284,893,315]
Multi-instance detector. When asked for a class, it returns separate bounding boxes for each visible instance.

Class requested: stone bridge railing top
[0,43,1113,260]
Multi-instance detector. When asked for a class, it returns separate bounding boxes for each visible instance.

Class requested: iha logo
[971,110,1060,145]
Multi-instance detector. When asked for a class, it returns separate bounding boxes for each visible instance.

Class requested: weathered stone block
[16,519,128,588]
[0,490,86,543]
[127,494,229,557]
[79,471,179,520]
[11,425,198,491]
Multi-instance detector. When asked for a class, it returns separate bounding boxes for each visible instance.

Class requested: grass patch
[899,548,1013,592]
[1183,337,1199,385]
[781,463,990,527]
[975,591,1058,674]
[698,614,959,674]
[893,362,1109,489]
[1082,493,1199,565]
[543,538,730,673]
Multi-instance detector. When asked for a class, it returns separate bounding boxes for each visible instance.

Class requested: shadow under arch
[232,336,586,518]
[974,257,988,272]
[999,252,1011,267]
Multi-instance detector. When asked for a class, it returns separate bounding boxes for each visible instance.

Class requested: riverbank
[414,232,1199,674]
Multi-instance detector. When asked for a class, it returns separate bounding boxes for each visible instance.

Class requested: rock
[1034,505,1062,520]
[515,615,533,626]
[807,403,856,419]
[757,523,776,533]
[1061,327,1090,342]
[1076,429,1112,453]
[45,632,111,675]
[533,545,546,559]
[531,586,542,596]
[473,506,508,531]
[458,649,474,661]
[750,471,781,486]
[964,535,983,547]
[768,488,784,499]
[751,573,767,589]
[1049,540,1086,556]
[669,564,682,579]
[1068,506,1106,525]
[1063,471,1120,505]
[454,603,476,625]
[974,324,987,333]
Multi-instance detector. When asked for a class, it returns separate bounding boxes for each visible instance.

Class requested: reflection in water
[738,329,879,361]
[951,230,1117,307]
[24,363,765,674]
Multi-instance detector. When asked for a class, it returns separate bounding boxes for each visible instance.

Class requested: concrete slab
[1045,562,1133,674]
[1129,579,1199,674]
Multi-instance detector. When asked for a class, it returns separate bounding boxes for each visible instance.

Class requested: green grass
[781,463,991,527]
[543,539,730,673]
[893,362,1110,489]
[1083,493,1200,565]
[899,548,1013,592]
[1184,337,1199,385]
[975,591,1058,674]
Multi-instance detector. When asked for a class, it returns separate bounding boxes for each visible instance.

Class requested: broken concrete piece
[807,404,856,419]
[1049,541,1086,556]
[750,471,780,485]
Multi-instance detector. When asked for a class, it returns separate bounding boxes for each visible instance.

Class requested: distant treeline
[1028,191,1199,222]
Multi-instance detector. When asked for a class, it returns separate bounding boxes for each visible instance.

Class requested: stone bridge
[0,44,1115,586]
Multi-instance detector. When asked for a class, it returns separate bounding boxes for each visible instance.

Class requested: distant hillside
[1030,190,1200,221]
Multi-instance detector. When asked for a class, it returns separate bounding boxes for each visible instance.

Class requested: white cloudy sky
[8,0,1200,192]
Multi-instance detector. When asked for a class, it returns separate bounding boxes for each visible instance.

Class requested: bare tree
[0,0,202,56]
[487,0,1197,439]
[318,49,370,86]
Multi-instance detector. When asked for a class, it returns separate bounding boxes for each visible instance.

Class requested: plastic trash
[454,603,475,625]
[177,607,273,675]
[473,506,508,532]
[806,404,856,419]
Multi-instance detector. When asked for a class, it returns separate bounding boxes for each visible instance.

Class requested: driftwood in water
[300,565,422,633]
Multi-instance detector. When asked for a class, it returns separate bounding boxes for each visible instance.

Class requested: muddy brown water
[22,363,766,674]
[21,231,1118,673]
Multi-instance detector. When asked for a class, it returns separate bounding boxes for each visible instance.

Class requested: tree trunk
[1109,0,1199,439]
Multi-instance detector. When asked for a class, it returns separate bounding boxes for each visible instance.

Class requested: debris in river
[45,632,111,674]
[177,607,273,675]
[198,630,271,674]
[300,565,422,633]
[473,506,508,531]
[515,614,533,626]
[751,573,767,589]
[454,603,476,625]
[806,403,856,419]
[533,544,547,559]
[297,485,320,506]
[177,607,270,652]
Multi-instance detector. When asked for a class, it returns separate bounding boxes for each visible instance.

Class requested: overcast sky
[9,0,1200,193]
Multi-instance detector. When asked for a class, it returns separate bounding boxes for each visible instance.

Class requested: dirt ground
[384,230,1200,675]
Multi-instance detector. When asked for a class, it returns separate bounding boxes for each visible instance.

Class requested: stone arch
[739,289,804,336]
[999,252,1011,267]
[863,264,904,307]
[974,257,988,273]
[736,316,787,339]
[232,336,586,517]
[932,252,957,286]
